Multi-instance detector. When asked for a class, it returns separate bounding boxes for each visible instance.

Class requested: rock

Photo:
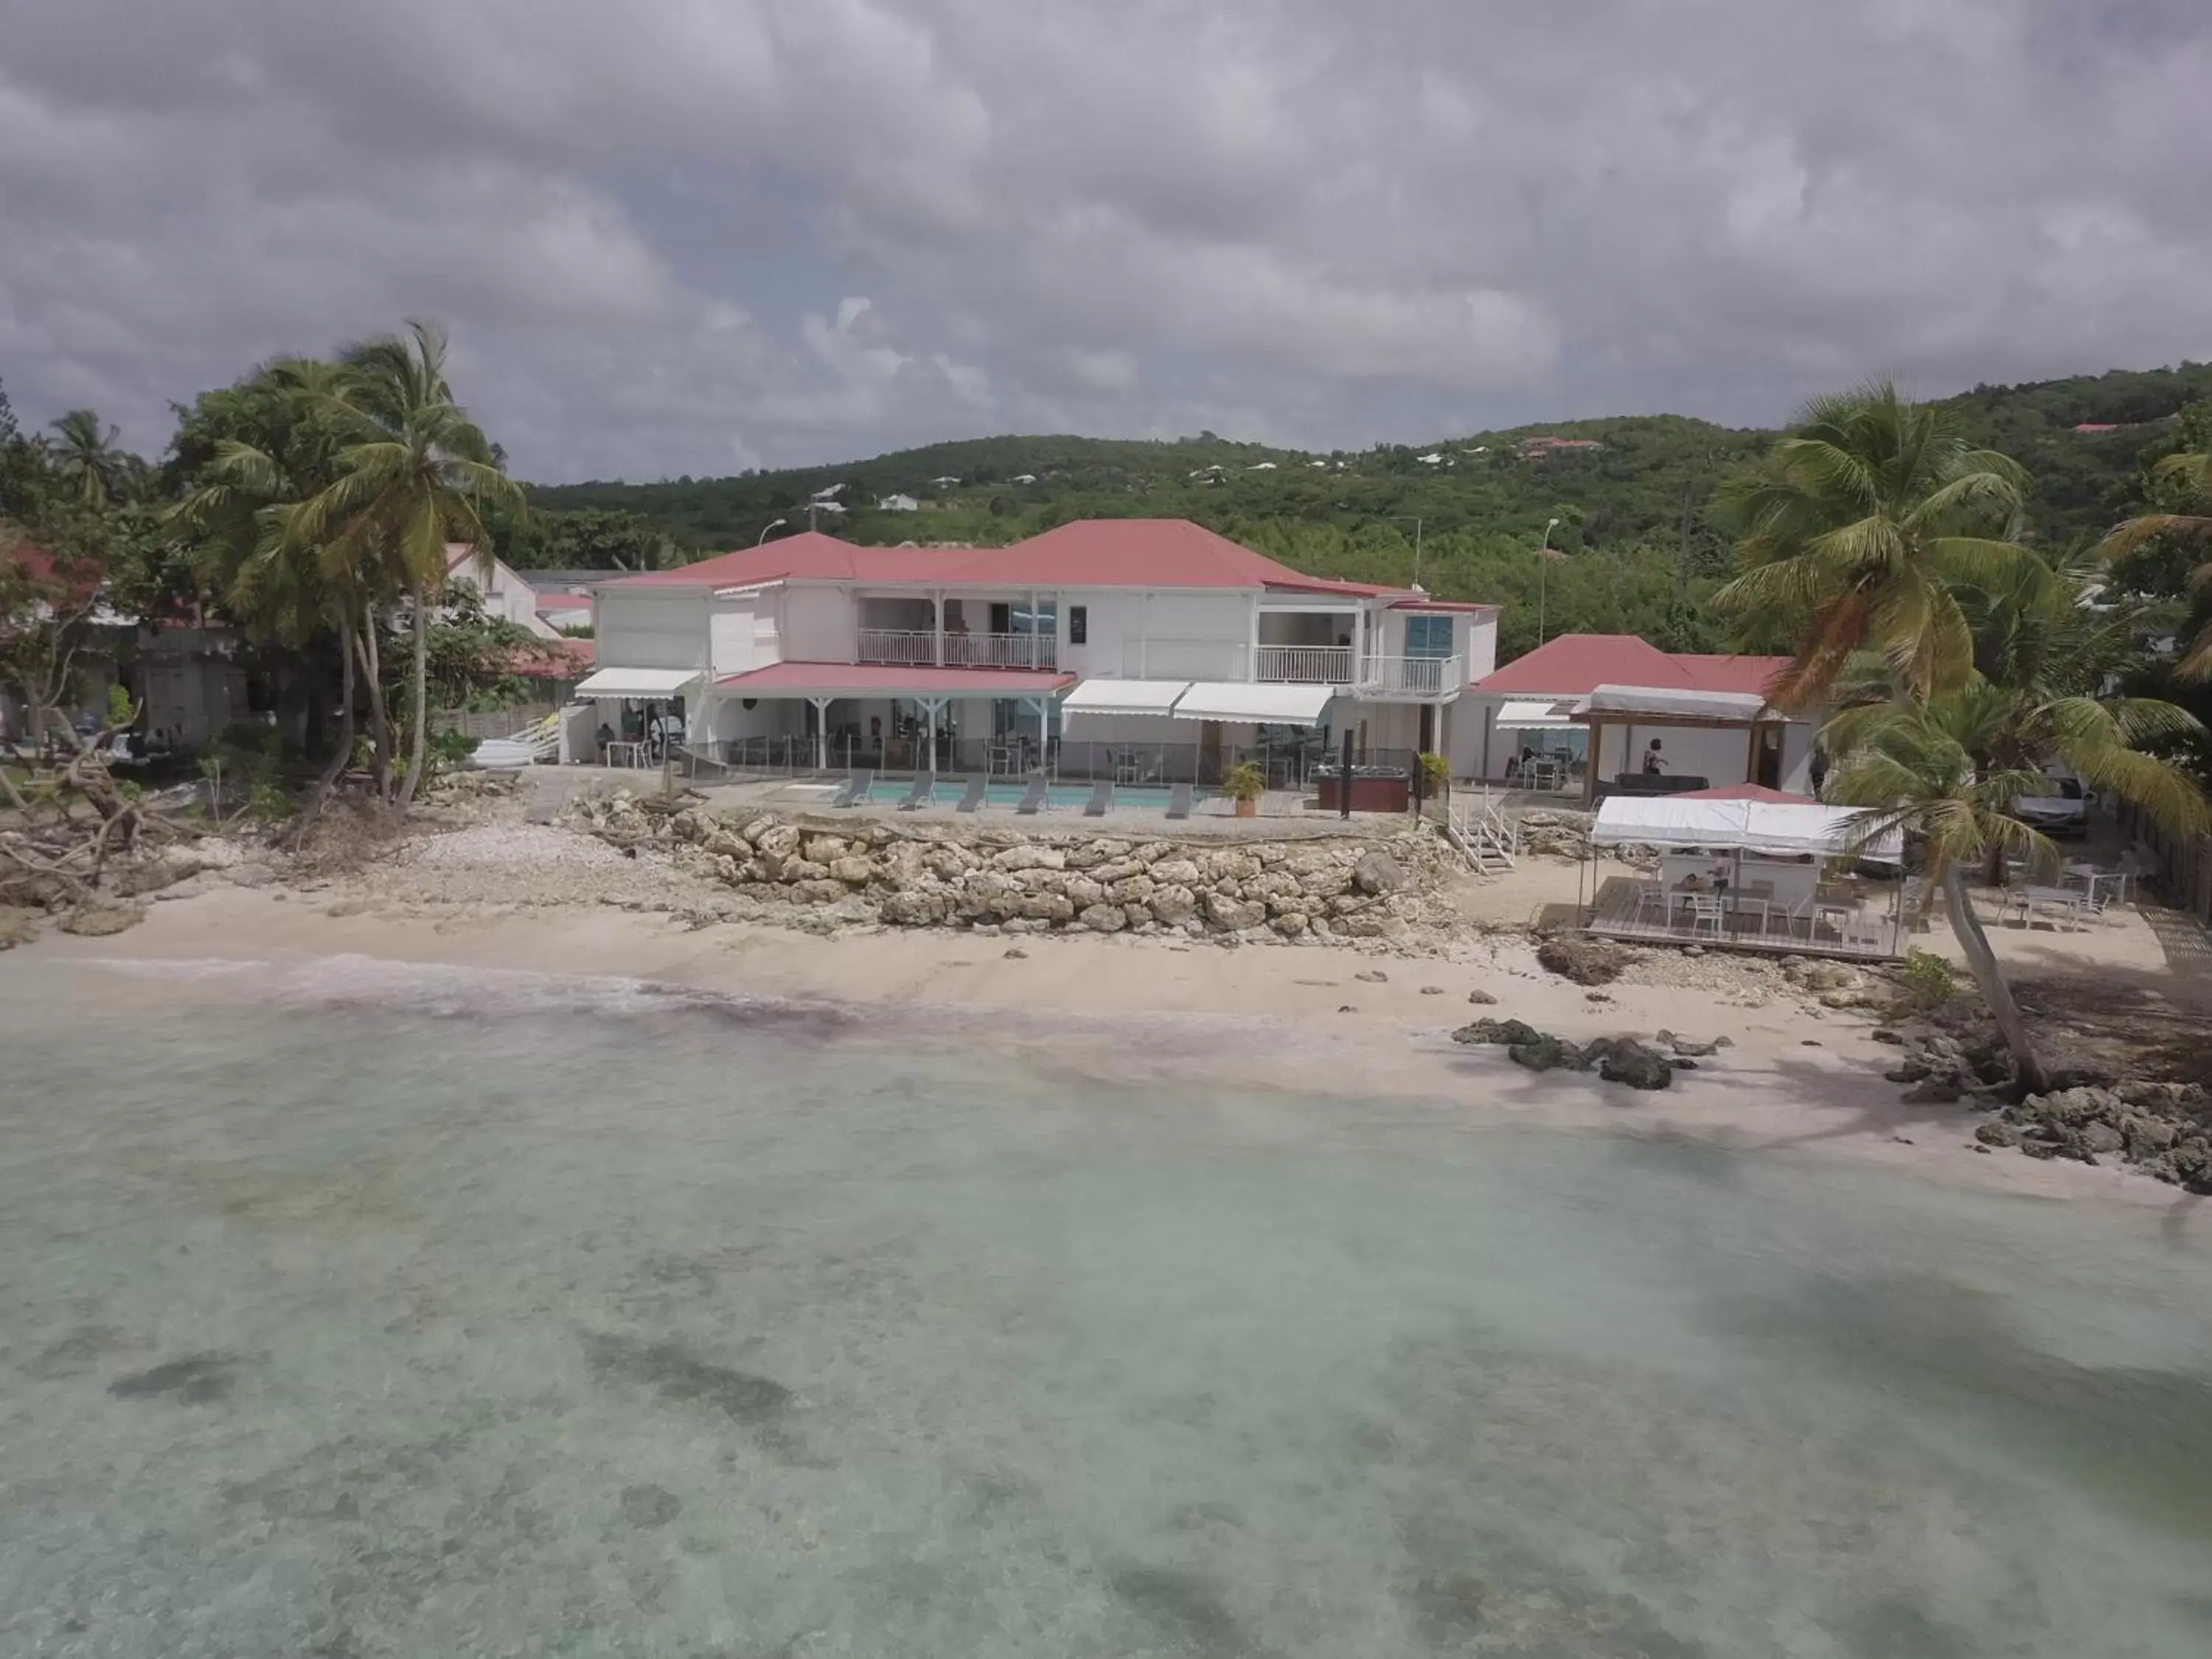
[1107,874,1155,905]
[2080,1121,2126,1156]
[1658,1031,1724,1058]
[1271,912,1310,939]
[114,855,205,897]
[1466,989,1498,1006]
[880,889,949,925]
[1352,851,1405,895]
[754,824,801,857]
[1148,886,1198,925]
[1508,1034,1588,1073]
[1205,893,1268,931]
[790,879,848,905]
[1004,947,1029,960]
[1150,858,1202,887]
[1871,1029,1905,1045]
[785,858,830,883]
[1900,1077,1963,1104]
[1883,1061,1934,1084]
[60,907,143,937]
[1973,1119,2022,1148]
[1584,990,1613,1004]
[0,907,42,950]
[1002,917,1049,935]
[1078,903,1127,933]
[1062,876,1107,909]
[1018,892,1076,924]
[1586,1037,1674,1091]
[801,835,850,863]
[1354,970,1388,984]
[993,845,1065,873]
[1421,986,1445,996]
[1535,937,1629,986]
[827,856,877,886]
[1453,1018,1543,1048]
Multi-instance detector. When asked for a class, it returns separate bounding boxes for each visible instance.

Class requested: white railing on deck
[1253,644,1353,684]
[944,631,1056,669]
[1359,653,1462,698]
[857,628,938,665]
[1446,790,1518,876]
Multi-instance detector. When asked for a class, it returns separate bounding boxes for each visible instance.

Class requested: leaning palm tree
[1826,681,2209,1093]
[1714,382,2055,710]
[47,408,131,507]
[291,321,524,809]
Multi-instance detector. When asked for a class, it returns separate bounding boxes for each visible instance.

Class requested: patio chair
[1686,893,1727,941]
[1015,774,1048,815]
[1166,782,1194,821]
[898,773,935,811]
[1083,779,1113,817]
[830,769,874,808]
[1631,877,1667,925]
[956,775,987,813]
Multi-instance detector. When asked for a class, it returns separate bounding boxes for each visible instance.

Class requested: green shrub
[1417,751,1451,797]
[1222,760,1267,801]
[1898,948,1958,1012]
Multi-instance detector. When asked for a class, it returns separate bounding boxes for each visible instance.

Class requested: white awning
[1172,681,1337,725]
[1493,698,1574,730]
[1573,684,1772,723]
[573,667,700,699]
[1062,678,1189,717]
[1591,796,1902,860]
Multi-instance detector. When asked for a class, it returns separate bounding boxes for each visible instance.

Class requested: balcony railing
[855,629,1058,670]
[856,628,938,665]
[944,631,1057,669]
[1253,644,1353,684]
[1358,654,1463,698]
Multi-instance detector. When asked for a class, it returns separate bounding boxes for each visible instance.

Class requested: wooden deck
[1582,876,1902,961]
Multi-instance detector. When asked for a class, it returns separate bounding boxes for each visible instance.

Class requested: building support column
[1022,695,1051,776]
[933,591,945,667]
[807,696,833,773]
[915,695,947,773]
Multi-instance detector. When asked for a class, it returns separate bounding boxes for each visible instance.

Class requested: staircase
[1445,790,1518,877]
[515,711,562,762]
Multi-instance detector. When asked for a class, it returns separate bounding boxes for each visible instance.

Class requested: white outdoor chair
[1686,893,1727,940]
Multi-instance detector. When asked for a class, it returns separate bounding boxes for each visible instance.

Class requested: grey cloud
[1,0,2208,481]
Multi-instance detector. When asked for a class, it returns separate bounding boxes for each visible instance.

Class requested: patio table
[2019,884,2089,931]
[604,740,647,768]
[2065,863,2129,909]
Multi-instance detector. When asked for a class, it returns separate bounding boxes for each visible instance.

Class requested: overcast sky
[3,1,2209,482]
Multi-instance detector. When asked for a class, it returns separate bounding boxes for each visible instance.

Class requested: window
[1068,605,1088,645]
[1404,614,1454,659]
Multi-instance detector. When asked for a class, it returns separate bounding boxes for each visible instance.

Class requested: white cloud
[1,0,2209,480]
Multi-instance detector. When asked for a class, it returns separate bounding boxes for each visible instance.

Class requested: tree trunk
[396,579,430,810]
[1941,865,2050,1096]
[292,601,357,845]
[357,602,392,802]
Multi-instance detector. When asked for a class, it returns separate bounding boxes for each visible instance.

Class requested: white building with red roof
[571,518,1500,779]
[1467,632,1811,799]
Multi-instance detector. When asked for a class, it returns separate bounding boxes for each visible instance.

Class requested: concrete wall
[596,591,706,670]
[450,555,563,639]
[782,586,853,661]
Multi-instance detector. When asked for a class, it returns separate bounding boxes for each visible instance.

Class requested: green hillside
[515,362,2212,659]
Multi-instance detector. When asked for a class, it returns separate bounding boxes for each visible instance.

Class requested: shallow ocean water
[2,954,2210,1658]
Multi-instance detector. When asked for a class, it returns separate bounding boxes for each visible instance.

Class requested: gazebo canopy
[1591,795,1901,859]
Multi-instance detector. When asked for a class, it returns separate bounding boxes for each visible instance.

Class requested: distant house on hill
[1010,473,1038,484]
[1516,434,1604,459]
[877,493,920,512]
[1247,462,1277,471]
[2072,422,2120,434]
[930,475,961,487]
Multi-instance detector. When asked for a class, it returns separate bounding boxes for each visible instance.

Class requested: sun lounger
[1166,782,1194,821]
[831,769,874,807]
[1083,779,1113,817]
[897,773,934,811]
[956,775,987,813]
[1015,775,1048,815]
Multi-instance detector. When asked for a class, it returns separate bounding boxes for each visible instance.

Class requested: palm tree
[47,409,131,507]
[1714,382,2054,710]
[2099,431,2212,682]
[291,321,524,809]
[1825,680,2208,1093]
[171,358,386,813]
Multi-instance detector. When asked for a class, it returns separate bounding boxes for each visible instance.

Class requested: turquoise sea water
[2,953,2210,1658]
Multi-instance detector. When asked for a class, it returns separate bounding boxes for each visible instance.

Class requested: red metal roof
[513,638,594,677]
[714,661,1076,697]
[1391,598,1498,613]
[602,520,1401,598]
[1677,783,1815,803]
[1475,633,1787,696]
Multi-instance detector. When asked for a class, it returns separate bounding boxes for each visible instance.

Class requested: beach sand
[37,880,2194,1212]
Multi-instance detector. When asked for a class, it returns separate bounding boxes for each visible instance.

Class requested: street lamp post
[756,518,787,546]
[1536,516,1561,645]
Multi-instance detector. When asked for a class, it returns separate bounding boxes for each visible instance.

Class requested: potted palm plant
[1223,759,1267,818]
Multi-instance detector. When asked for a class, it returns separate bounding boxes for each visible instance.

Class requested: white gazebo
[1580,791,1905,959]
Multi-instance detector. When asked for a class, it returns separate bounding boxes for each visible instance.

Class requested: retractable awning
[1062,679,1189,717]
[573,667,701,699]
[1492,698,1574,730]
[1172,681,1336,725]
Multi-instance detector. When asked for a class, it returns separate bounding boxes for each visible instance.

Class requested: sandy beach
[38,872,2202,1214]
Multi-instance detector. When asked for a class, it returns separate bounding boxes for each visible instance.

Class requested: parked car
[2010,772,2090,836]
